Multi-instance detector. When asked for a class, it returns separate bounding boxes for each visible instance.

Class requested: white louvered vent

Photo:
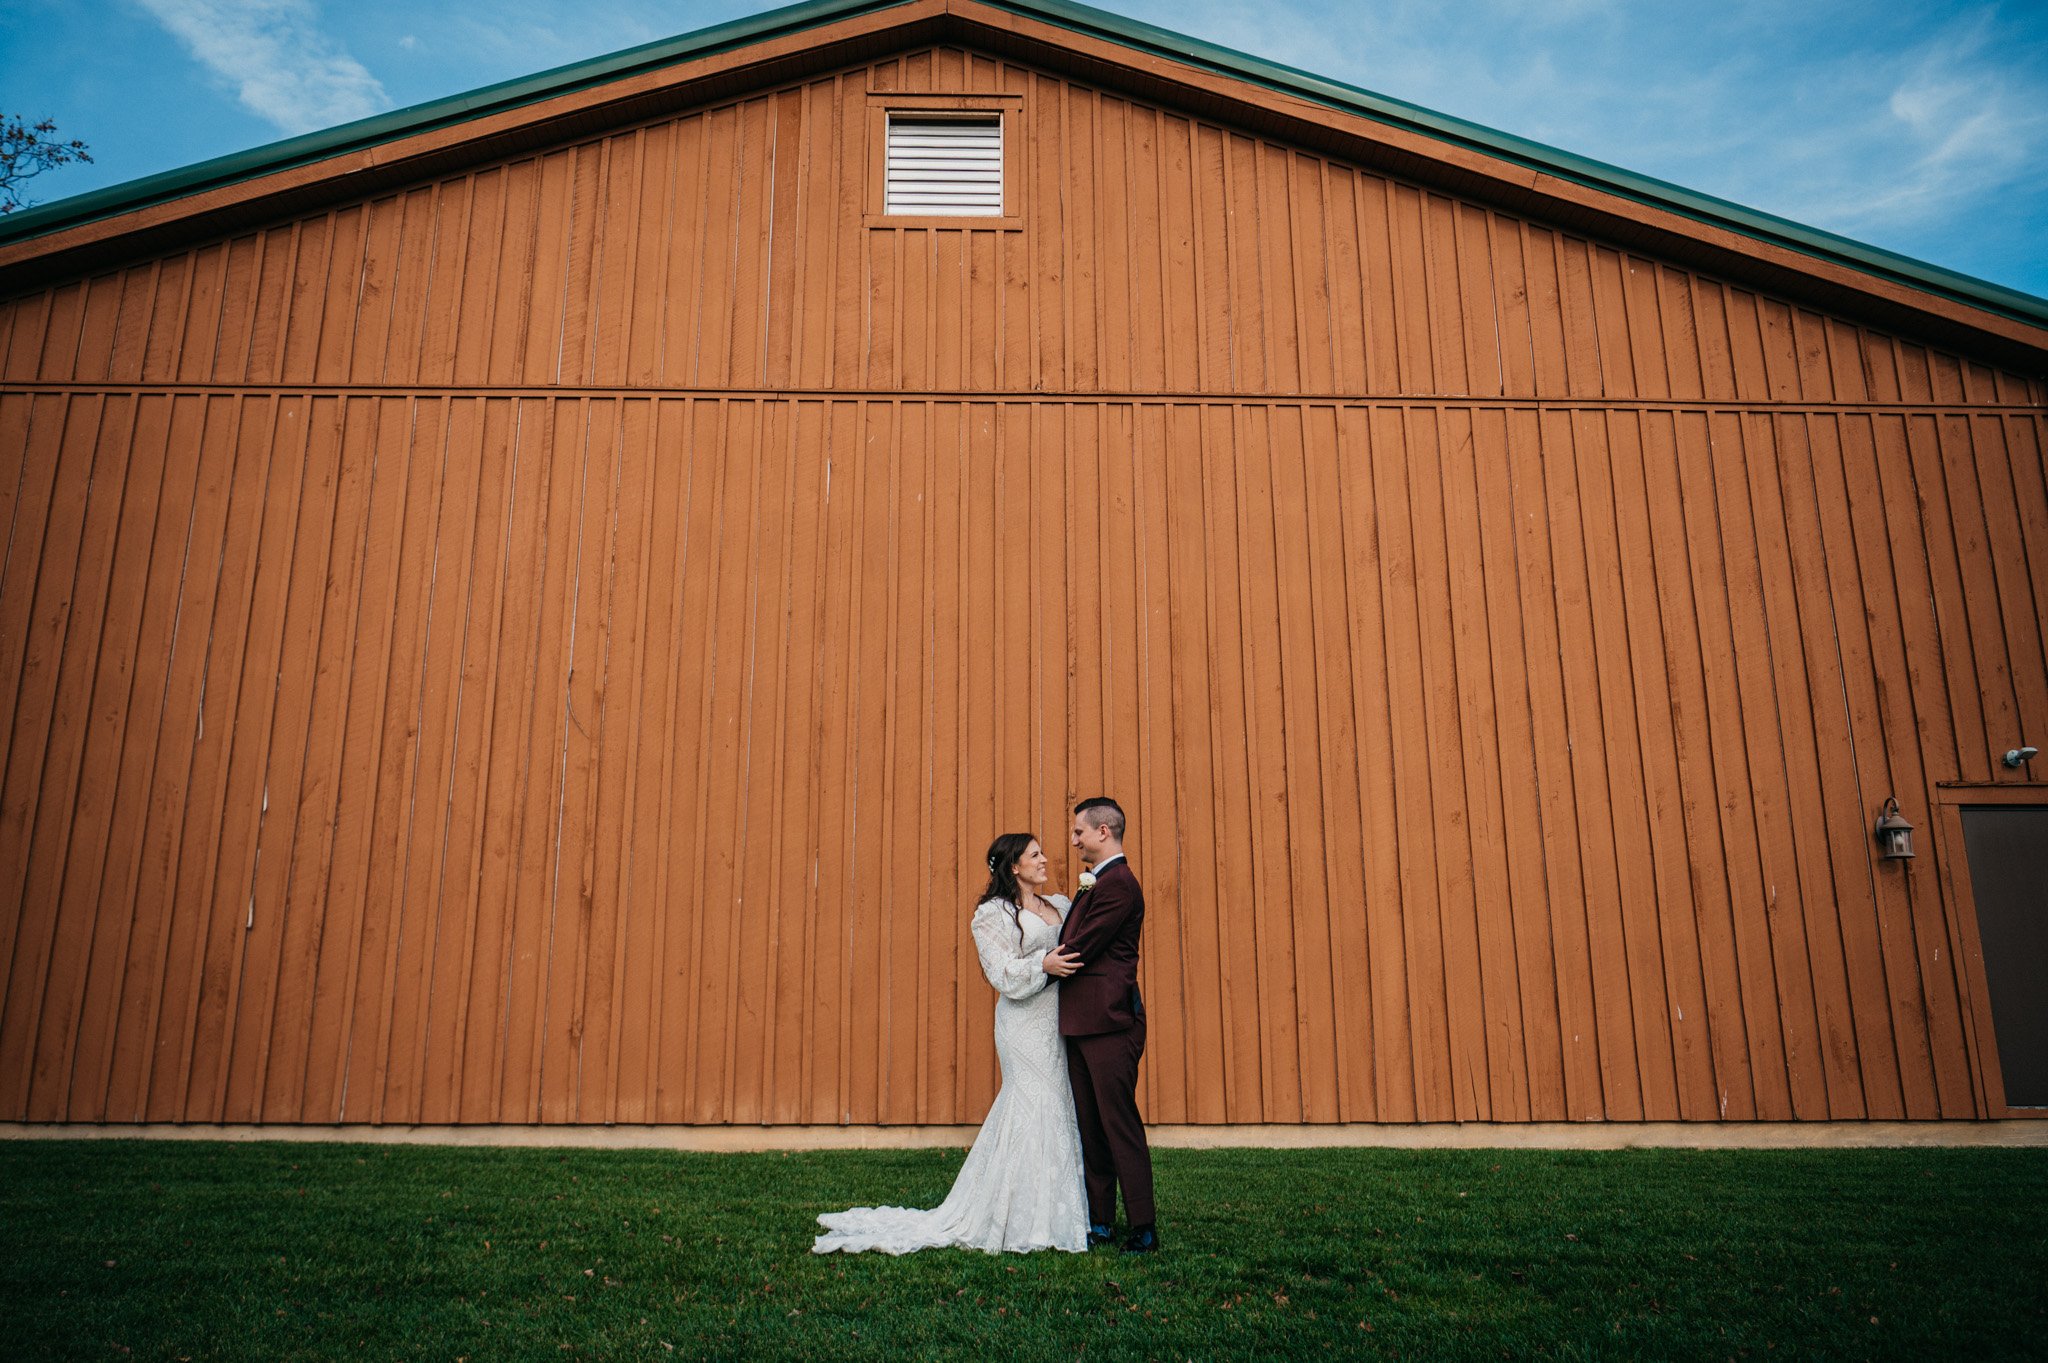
[885,114,1003,216]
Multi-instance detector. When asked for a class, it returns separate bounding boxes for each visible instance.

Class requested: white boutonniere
[1077,871,1097,892]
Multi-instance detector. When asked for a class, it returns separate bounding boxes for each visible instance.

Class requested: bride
[813,833,1089,1254]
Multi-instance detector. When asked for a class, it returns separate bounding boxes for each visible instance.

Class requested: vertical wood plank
[0,395,116,1116]
[211,235,267,383]
[312,207,366,385]
[0,394,71,791]
[70,272,126,386]
[105,266,161,383]
[347,201,403,383]
[1195,403,1265,1119]
[345,399,452,1121]
[1292,404,1369,1118]
[1468,407,1568,1120]
[1711,412,1827,1118]
[373,398,486,1123]
[1575,408,1683,1117]
[539,400,624,1122]
[1541,409,1645,1118]
[450,173,508,388]
[651,400,722,1120]
[276,219,333,383]
[1770,413,1897,1117]
[726,398,795,1122]
[300,399,419,1122]
[763,400,829,1123]
[1405,407,1492,1118]
[522,155,576,387]
[1385,186,1433,396]
[486,395,579,1120]
[10,397,141,1119]
[376,192,437,387]
[415,397,522,1124]
[1654,269,1706,402]
[258,392,378,1113]
[137,254,193,385]
[1189,125,1232,392]
[1159,403,1229,1119]
[1520,226,1569,396]
[1802,414,1938,1116]
[1965,416,2048,772]
[1638,410,1760,1119]
[1590,411,1716,1117]
[171,247,225,385]
[1265,405,1340,1121]
[50,396,183,1120]
[1506,406,1604,1119]
[1619,256,1670,400]
[1370,405,1454,1118]
[1451,204,1501,395]
[1435,406,1531,1119]
[1863,414,1976,1116]
[1488,216,1535,398]
[1745,411,1872,1116]
[150,396,296,1121]
[217,395,353,1121]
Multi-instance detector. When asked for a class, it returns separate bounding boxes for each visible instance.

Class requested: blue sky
[5,0,2045,299]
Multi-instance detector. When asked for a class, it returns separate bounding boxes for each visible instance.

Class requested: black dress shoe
[1087,1223,1116,1247]
[1120,1225,1158,1254]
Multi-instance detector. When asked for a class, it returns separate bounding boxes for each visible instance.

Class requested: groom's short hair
[1074,797,1125,840]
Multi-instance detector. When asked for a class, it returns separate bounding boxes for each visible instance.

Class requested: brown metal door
[1961,806,2048,1109]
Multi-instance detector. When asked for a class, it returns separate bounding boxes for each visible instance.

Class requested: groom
[1040,796,1157,1254]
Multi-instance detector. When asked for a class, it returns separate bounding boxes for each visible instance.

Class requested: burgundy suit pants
[1065,1018,1155,1228]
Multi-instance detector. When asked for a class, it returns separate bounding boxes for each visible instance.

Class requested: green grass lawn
[3,1138,2043,1361]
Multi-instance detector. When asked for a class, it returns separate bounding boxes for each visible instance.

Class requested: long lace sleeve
[972,902,1050,1001]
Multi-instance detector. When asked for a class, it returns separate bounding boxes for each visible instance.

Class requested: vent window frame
[865,91,1025,231]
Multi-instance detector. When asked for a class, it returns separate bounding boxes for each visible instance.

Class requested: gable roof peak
[2,0,2043,356]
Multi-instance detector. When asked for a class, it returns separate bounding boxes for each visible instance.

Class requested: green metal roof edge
[5,0,2044,333]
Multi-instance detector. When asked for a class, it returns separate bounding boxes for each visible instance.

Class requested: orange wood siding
[0,45,2043,1125]
[0,391,2040,1124]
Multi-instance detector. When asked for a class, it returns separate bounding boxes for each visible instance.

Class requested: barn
[0,0,2043,1135]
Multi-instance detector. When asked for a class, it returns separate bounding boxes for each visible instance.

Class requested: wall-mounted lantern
[1874,797,1915,861]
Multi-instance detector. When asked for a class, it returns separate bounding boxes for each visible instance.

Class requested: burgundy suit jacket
[1056,857,1145,1037]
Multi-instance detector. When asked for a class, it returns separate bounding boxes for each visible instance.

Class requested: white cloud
[133,0,390,134]
[1652,13,2048,239]
[1832,20,2048,229]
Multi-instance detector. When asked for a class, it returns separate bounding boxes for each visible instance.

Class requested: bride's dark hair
[977,832,1038,946]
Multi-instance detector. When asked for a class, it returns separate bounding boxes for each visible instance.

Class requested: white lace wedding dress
[812,895,1089,1254]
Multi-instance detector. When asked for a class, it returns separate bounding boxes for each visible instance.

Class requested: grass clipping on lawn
[3,1140,2044,1360]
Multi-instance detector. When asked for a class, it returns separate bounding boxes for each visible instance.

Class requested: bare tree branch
[1,116,93,214]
